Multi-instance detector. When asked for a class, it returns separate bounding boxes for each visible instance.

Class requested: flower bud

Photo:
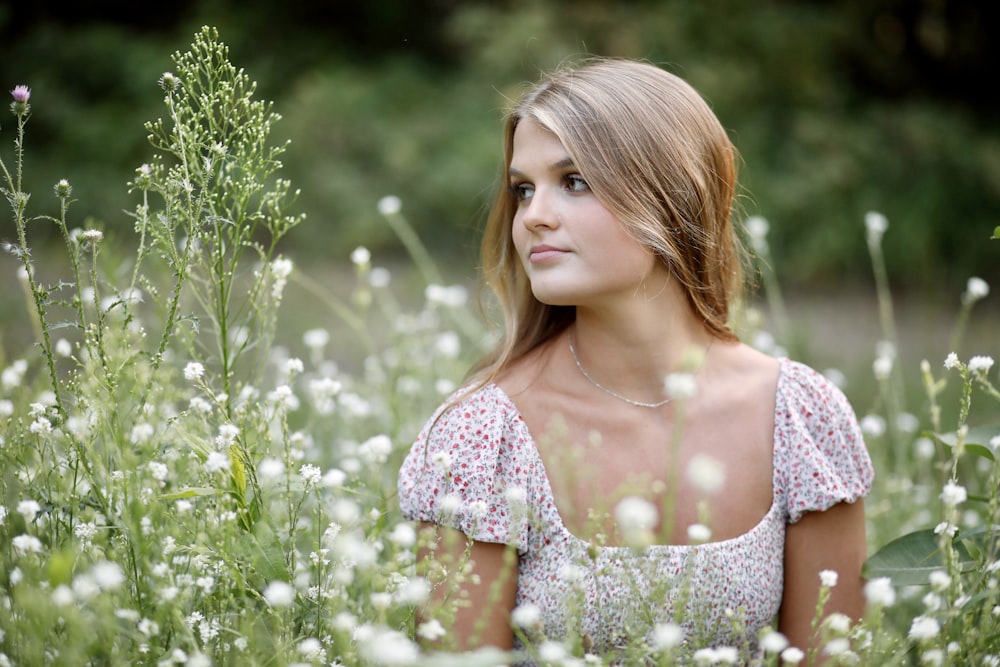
[159,72,180,93]
[53,178,72,199]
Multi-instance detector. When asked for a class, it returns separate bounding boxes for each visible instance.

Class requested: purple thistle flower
[10,85,30,102]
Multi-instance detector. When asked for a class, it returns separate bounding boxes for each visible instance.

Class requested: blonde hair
[470,58,746,385]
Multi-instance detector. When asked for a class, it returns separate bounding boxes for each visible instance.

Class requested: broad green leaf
[993,225,1000,239]
[160,487,222,500]
[864,529,977,586]
[931,427,998,461]
[236,520,289,584]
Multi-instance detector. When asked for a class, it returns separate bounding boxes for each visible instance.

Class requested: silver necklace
[568,334,674,408]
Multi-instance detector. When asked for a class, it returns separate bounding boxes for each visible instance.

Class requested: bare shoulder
[493,338,560,399]
[704,341,781,399]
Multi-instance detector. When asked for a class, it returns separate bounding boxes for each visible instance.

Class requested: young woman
[397,58,873,664]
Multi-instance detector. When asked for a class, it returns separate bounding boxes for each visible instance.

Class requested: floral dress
[397,358,874,663]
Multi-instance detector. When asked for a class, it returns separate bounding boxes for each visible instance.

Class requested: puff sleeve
[397,385,532,550]
[774,360,874,523]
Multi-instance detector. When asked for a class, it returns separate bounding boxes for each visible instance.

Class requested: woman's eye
[565,174,589,193]
[510,183,534,202]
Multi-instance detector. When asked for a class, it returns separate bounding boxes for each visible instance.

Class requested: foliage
[2,0,998,289]
[1,25,998,667]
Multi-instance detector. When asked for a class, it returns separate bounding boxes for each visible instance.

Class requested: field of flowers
[1,27,997,666]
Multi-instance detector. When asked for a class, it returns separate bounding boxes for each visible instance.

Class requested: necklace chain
[568,334,674,408]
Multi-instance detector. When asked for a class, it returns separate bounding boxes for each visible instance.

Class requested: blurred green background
[1,0,998,292]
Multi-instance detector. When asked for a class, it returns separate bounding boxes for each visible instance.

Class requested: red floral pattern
[398,358,873,661]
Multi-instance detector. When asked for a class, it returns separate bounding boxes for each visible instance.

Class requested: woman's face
[509,119,667,309]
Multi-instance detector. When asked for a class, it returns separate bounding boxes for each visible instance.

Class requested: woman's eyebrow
[508,158,576,179]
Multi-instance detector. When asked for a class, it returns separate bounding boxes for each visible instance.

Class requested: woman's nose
[521,187,559,231]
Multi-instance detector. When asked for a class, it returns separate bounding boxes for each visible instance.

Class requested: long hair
[469,57,746,386]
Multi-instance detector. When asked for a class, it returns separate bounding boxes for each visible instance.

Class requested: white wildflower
[299,464,322,488]
[820,570,839,588]
[351,246,371,266]
[377,195,402,216]
[0,399,13,417]
[686,454,726,495]
[359,434,392,465]
[357,627,418,666]
[297,638,324,661]
[434,331,461,359]
[81,229,104,243]
[511,604,542,629]
[759,631,788,654]
[416,619,446,641]
[17,499,40,521]
[138,618,159,636]
[940,481,967,507]
[943,352,960,370]
[824,612,850,634]
[687,523,712,544]
[506,485,528,508]
[12,534,43,555]
[908,615,940,641]
[650,622,684,650]
[969,355,995,374]
[934,521,958,537]
[823,637,850,656]
[303,328,329,352]
[425,284,468,308]
[323,468,347,488]
[257,457,284,483]
[205,451,231,474]
[863,577,896,607]
[91,561,125,590]
[864,211,888,245]
[215,423,240,448]
[744,216,770,251]
[538,641,567,663]
[387,523,416,548]
[263,581,296,607]
[615,496,658,546]
[183,362,205,381]
[51,585,74,606]
[439,493,462,517]
[370,266,392,287]
[921,649,945,667]
[664,372,698,400]
[395,577,431,605]
[55,338,72,357]
[896,412,920,433]
[284,357,304,375]
[859,414,886,437]
[872,355,893,381]
[962,276,989,304]
[781,647,805,664]
[29,417,52,436]
[928,570,951,592]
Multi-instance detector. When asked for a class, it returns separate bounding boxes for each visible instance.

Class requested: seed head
[159,72,180,93]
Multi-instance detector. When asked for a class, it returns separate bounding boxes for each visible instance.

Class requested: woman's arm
[417,523,519,652]
[778,499,868,655]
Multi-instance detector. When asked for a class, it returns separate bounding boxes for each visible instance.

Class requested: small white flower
[780,647,805,664]
[270,257,293,280]
[55,338,72,357]
[908,615,940,641]
[17,499,40,521]
[205,451,231,474]
[928,570,951,592]
[215,423,240,447]
[303,328,329,351]
[91,561,125,590]
[425,284,468,308]
[387,523,416,548]
[686,454,726,495]
[969,355,995,374]
[434,331,461,359]
[377,195,402,216]
[416,619,446,641]
[81,229,104,243]
[650,622,684,650]
[12,534,43,554]
[351,246,371,267]
[940,481,967,507]
[863,577,896,607]
[537,641,567,663]
[257,457,285,483]
[744,216,770,250]
[29,417,51,436]
[183,361,205,381]
[859,414,886,437]
[824,612,850,633]
[395,577,431,606]
[297,638,324,661]
[872,356,893,381]
[944,352,960,370]
[934,521,958,537]
[615,496,658,546]
[687,523,712,544]
[263,580,296,607]
[664,372,698,400]
[439,493,462,517]
[299,464,322,487]
[511,603,541,629]
[505,485,528,508]
[962,276,989,304]
[823,637,850,656]
[864,211,888,245]
[51,585,74,606]
[370,266,392,287]
[819,569,839,588]
[921,648,945,667]
[759,631,788,654]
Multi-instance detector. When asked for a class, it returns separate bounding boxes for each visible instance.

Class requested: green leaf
[993,225,1000,239]
[236,520,288,583]
[160,487,222,500]
[931,427,998,461]
[864,529,977,586]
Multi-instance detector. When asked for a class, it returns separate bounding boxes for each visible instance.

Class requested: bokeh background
[2,0,998,374]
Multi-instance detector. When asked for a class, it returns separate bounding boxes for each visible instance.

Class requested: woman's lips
[529,245,569,262]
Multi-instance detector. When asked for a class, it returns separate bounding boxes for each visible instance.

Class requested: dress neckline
[482,357,791,552]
